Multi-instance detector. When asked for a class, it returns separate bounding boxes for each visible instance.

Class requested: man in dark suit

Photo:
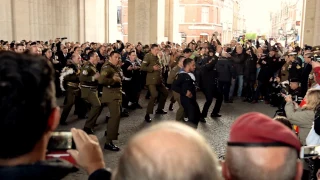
[58,47,71,67]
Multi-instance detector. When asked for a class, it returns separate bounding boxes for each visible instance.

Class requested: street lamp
[278,27,295,47]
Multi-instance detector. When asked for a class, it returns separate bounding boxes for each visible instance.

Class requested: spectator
[112,121,222,180]
[222,112,302,180]
[0,52,107,180]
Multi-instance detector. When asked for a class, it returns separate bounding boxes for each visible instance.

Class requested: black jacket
[231,52,246,75]
[199,55,218,89]
[244,54,257,81]
[216,57,235,82]
[0,159,78,180]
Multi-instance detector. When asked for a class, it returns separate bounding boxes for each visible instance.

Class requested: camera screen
[47,132,73,150]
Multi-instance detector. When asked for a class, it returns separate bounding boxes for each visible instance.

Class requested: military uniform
[60,60,83,124]
[99,61,122,144]
[288,58,302,80]
[141,53,168,116]
[173,70,201,128]
[167,65,184,120]
[279,63,290,82]
[80,61,101,131]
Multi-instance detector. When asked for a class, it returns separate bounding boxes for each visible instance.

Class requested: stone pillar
[128,0,165,44]
[301,0,320,46]
[79,0,85,42]
[165,0,179,44]
[0,0,13,41]
[105,0,118,43]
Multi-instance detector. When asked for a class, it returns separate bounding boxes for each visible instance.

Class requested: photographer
[284,89,320,145]
[0,52,109,179]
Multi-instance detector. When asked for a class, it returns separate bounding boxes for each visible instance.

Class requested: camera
[47,131,75,151]
[311,54,320,62]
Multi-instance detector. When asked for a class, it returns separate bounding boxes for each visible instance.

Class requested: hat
[30,42,37,46]
[288,52,297,56]
[312,46,320,53]
[270,46,278,52]
[228,112,300,153]
[183,48,192,53]
[304,45,313,51]
[290,78,300,83]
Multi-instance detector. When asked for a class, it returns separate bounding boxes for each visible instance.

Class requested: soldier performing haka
[79,51,101,134]
[59,54,85,125]
[99,51,122,151]
[141,44,169,122]
[168,56,186,121]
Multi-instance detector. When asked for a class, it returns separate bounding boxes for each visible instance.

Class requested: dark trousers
[202,87,223,117]
[218,81,231,102]
[254,81,270,101]
[243,79,255,100]
[181,96,200,127]
[301,81,308,98]
[122,80,135,108]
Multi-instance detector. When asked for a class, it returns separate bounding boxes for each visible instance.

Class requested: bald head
[223,147,302,180]
[113,122,222,180]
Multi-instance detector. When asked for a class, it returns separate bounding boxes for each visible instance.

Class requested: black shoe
[104,142,120,151]
[168,103,174,111]
[121,111,129,117]
[83,127,94,135]
[60,121,68,126]
[200,117,207,123]
[156,109,168,114]
[105,116,110,123]
[135,103,143,109]
[145,114,152,123]
[211,113,222,118]
[104,132,120,136]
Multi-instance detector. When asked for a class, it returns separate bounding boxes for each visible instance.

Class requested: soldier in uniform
[288,52,302,80]
[59,54,83,125]
[173,58,204,128]
[99,51,122,151]
[79,51,101,134]
[141,44,169,122]
[168,56,185,120]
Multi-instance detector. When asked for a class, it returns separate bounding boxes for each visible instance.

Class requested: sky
[241,0,282,34]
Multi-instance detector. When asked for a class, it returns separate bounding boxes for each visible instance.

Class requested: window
[201,6,209,24]
[117,6,122,24]
[179,6,185,23]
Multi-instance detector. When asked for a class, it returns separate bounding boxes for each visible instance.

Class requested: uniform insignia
[143,61,148,64]
[82,70,88,75]
[297,65,301,69]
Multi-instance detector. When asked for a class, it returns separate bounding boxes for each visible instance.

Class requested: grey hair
[112,121,222,180]
[226,147,297,180]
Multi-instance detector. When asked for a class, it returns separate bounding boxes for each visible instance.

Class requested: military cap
[304,45,313,51]
[290,78,300,83]
[228,112,300,153]
[288,52,297,56]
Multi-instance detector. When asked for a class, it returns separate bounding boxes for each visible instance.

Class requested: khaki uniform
[80,61,101,129]
[141,53,168,114]
[167,65,181,104]
[60,61,82,123]
[99,62,122,143]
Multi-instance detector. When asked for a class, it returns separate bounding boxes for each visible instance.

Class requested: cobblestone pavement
[59,91,276,179]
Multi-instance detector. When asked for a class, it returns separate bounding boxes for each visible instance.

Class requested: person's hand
[221,52,231,58]
[94,73,100,80]
[285,95,292,102]
[275,77,280,83]
[269,77,273,82]
[134,66,140,70]
[67,128,105,175]
[113,75,121,82]
[293,101,299,109]
[153,65,160,71]
[127,65,133,70]
[186,90,193,98]
[99,60,104,64]
[262,60,266,64]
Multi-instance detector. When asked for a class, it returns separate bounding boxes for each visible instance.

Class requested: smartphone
[300,145,320,159]
[47,132,75,151]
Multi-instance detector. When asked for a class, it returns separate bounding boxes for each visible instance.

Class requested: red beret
[228,112,301,153]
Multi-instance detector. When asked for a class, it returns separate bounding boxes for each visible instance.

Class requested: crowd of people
[1,35,320,179]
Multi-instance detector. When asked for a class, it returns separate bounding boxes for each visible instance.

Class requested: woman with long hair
[284,89,320,145]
